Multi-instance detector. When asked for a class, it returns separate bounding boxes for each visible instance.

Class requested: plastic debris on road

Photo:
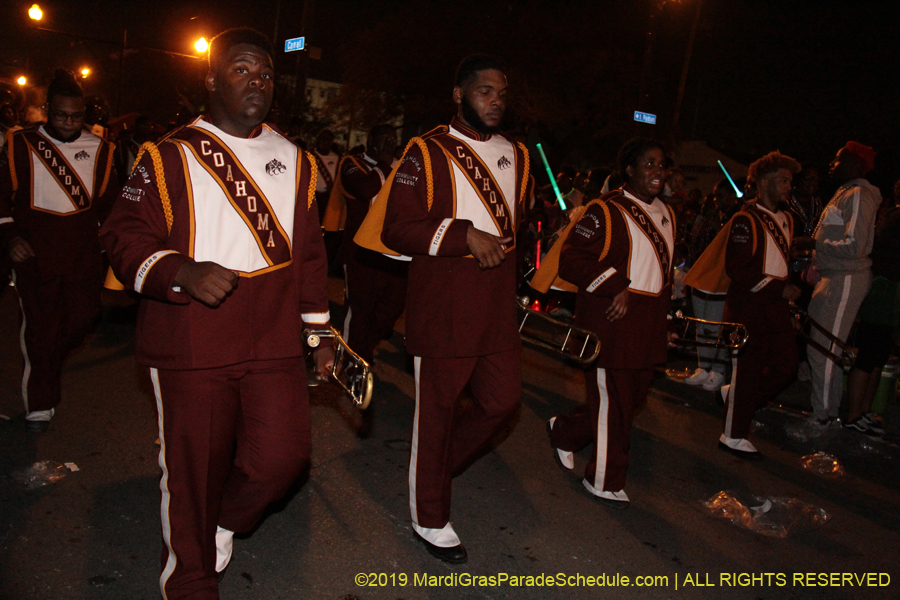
[12,460,67,489]
[800,452,844,476]
[665,368,694,379]
[702,490,831,538]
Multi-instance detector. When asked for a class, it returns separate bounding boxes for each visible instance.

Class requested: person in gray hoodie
[793,142,881,424]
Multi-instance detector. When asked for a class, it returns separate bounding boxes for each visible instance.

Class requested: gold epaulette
[305,150,317,210]
[139,142,174,235]
[400,137,435,211]
[516,142,530,207]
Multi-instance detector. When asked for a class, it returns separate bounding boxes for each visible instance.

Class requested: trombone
[789,306,855,368]
[517,296,601,365]
[668,310,750,352]
[304,327,374,410]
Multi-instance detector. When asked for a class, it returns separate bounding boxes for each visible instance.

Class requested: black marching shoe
[413,530,468,564]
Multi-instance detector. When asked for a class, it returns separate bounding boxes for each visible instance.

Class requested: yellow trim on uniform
[145,143,174,235]
[305,150,317,211]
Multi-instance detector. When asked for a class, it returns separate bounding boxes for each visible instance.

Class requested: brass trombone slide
[789,306,855,368]
[304,327,374,410]
[668,310,750,352]
[516,297,601,365]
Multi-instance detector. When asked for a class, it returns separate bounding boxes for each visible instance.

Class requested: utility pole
[671,0,704,139]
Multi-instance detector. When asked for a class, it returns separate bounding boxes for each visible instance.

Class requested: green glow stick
[717,160,744,198]
[536,143,567,210]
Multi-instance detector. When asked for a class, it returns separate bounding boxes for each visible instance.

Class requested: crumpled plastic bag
[702,490,831,538]
[800,452,844,476]
[11,460,67,489]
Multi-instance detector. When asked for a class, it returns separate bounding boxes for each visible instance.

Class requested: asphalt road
[1,280,898,600]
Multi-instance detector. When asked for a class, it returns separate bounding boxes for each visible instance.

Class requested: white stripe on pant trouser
[150,368,177,599]
[409,357,422,524]
[342,264,352,340]
[725,357,738,438]
[821,274,852,415]
[13,271,32,413]
[592,368,610,490]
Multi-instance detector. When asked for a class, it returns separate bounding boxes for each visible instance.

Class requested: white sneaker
[547,417,574,470]
[718,434,761,459]
[215,526,234,573]
[25,408,55,422]
[702,371,726,391]
[683,368,709,385]
[582,479,630,508]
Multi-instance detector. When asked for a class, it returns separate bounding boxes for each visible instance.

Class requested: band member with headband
[356,54,531,563]
[547,137,674,508]
[689,151,801,458]
[101,28,333,600]
[0,68,118,432]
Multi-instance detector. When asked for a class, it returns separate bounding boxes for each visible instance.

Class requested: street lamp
[17,76,27,86]
[28,3,42,21]
[80,67,91,78]
[195,37,209,53]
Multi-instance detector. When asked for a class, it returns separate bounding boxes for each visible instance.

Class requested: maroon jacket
[381,118,531,358]
[101,119,330,370]
[559,189,674,370]
[0,126,118,280]
[724,201,794,335]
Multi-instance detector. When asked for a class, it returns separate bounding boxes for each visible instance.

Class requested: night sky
[1,0,898,193]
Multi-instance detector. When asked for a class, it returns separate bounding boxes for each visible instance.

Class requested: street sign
[285,37,306,52]
[633,111,657,124]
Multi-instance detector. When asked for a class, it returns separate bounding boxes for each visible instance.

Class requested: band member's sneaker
[702,371,726,391]
[547,417,574,470]
[718,434,762,460]
[582,479,630,509]
[25,408,54,433]
[412,522,467,564]
[215,526,234,579]
[683,368,709,385]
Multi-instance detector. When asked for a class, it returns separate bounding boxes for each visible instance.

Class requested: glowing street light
[194,37,209,53]
[17,76,27,86]
[80,67,91,78]
[28,3,43,21]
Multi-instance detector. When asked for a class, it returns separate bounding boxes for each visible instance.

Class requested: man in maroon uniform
[335,124,407,364]
[101,29,333,599]
[365,55,530,563]
[0,69,118,432]
[719,152,800,457]
[548,138,674,509]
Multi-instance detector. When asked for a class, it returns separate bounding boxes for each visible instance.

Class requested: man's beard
[460,95,502,135]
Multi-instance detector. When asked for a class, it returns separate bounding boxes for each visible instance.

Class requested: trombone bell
[517,296,601,365]
[304,327,374,410]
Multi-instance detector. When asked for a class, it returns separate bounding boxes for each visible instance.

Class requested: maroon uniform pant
[724,328,797,439]
[343,252,408,363]
[409,349,521,529]
[14,266,102,413]
[151,358,310,600]
[550,367,653,492]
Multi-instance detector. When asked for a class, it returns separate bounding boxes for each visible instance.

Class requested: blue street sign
[285,37,306,52]
[633,111,657,124]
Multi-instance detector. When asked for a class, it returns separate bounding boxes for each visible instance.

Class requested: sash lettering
[751,205,790,264]
[613,197,673,284]
[435,136,515,245]
[174,127,292,267]
[24,131,91,209]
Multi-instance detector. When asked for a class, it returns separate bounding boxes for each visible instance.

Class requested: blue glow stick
[536,143,567,211]
[717,160,744,198]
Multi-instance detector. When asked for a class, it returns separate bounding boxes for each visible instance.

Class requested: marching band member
[356,54,531,563]
[687,151,801,458]
[0,68,118,432]
[101,29,333,599]
[547,138,674,508]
